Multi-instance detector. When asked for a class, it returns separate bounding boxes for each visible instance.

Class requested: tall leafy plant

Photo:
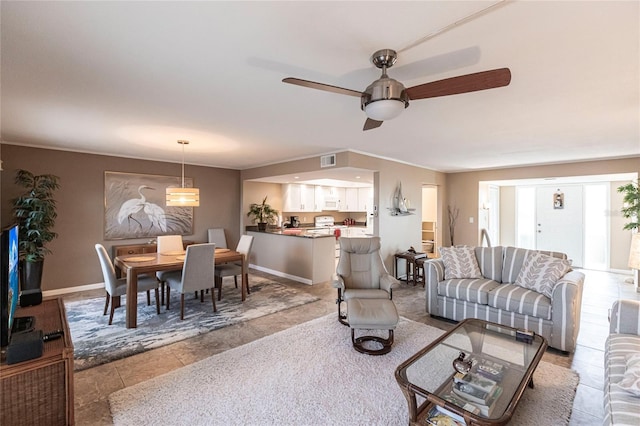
[13,169,61,262]
[247,196,279,225]
[617,180,640,231]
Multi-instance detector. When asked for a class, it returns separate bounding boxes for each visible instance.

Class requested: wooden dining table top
[114,248,243,272]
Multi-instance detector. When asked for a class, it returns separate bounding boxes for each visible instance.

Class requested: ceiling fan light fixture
[166,139,200,207]
[364,99,406,121]
[361,76,408,122]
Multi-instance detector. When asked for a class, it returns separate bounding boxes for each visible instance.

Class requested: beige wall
[1,144,241,291]
[446,157,639,270]
[243,181,283,227]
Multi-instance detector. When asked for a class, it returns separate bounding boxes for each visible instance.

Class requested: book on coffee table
[453,372,498,395]
[452,382,503,416]
[425,405,465,426]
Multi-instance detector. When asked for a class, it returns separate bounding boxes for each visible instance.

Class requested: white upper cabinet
[284,184,372,212]
[282,184,319,212]
[357,187,373,212]
[341,188,359,212]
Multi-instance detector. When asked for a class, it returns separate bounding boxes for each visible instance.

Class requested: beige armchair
[332,237,399,326]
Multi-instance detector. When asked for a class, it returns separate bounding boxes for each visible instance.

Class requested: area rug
[66,276,319,371]
[109,314,579,425]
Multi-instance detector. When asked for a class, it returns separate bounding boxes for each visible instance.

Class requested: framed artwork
[553,191,564,209]
[104,171,194,240]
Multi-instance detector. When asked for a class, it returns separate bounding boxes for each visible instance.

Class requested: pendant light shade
[166,140,200,207]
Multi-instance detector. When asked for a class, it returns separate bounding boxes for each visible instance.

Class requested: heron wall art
[104,172,194,240]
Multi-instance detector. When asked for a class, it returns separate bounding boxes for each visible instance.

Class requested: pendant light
[166,140,200,207]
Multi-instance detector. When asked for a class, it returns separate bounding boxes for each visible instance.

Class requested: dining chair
[214,235,253,301]
[165,243,217,320]
[207,228,228,249]
[94,244,161,325]
[156,235,184,304]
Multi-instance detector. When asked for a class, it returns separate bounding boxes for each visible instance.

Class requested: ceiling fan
[283,49,511,131]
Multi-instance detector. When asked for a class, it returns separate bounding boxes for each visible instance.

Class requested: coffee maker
[289,216,300,228]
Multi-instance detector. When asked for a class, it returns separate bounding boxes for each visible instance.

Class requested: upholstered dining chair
[165,243,217,320]
[214,235,254,301]
[94,244,161,325]
[332,237,399,326]
[207,228,228,249]
[156,235,184,304]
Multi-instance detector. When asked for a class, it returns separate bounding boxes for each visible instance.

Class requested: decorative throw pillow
[514,252,571,298]
[618,353,640,397]
[440,246,483,280]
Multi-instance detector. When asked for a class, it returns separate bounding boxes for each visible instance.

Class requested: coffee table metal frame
[395,318,547,426]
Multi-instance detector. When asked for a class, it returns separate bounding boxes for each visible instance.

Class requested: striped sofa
[424,246,585,352]
[604,299,640,425]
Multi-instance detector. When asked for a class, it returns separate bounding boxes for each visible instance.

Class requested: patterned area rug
[109,314,579,425]
[65,276,319,371]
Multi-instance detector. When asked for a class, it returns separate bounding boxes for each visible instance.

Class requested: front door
[535,185,584,267]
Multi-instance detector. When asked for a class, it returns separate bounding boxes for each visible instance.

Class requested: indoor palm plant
[12,169,60,292]
[247,196,279,231]
[617,180,640,231]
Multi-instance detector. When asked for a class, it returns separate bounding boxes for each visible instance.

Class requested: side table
[394,251,427,285]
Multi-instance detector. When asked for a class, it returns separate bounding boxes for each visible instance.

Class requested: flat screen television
[1,224,20,348]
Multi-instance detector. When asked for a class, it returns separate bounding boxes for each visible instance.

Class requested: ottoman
[347,298,399,355]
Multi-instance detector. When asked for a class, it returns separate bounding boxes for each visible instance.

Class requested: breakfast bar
[248,230,336,285]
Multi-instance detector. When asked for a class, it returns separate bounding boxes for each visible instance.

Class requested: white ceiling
[1,1,638,173]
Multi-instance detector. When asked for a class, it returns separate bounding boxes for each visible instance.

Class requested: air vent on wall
[320,154,336,168]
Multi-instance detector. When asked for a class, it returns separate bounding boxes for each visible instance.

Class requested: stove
[314,215,335,228]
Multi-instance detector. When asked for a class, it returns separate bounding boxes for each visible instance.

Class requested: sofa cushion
[501,247,567,283]
[487,283,552,320]
[438,278,501,305]
[440,246,483,279]
[475,246,503,282]
[605,334,640,425]
[618,353,640,397]
[514,252,571,298]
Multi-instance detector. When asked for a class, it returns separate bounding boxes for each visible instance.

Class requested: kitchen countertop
[249,229,336,238]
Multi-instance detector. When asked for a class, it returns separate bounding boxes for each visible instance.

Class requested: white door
[536,185,584,267]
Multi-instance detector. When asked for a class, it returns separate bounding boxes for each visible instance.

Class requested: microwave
[323,198,339,210]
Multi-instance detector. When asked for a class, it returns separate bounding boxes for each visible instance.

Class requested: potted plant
[247,196,279,231]
[12,169,60,293]
[618,180,640,230]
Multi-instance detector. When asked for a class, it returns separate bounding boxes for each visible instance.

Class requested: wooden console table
[0,298,74,426]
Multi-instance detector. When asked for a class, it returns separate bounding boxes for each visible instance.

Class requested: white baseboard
[249,264,313,285]
[43,282,104,297]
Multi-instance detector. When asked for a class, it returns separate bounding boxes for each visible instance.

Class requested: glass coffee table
[395,319,547,426]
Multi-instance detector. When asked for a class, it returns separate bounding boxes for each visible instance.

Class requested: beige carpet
[109,314,579,425]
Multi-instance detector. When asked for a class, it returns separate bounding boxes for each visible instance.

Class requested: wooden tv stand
[0,298,74,425]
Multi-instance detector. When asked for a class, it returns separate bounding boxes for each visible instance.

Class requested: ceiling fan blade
[405,68,511,100]
[363,118,383,131]
[282,77,362,98]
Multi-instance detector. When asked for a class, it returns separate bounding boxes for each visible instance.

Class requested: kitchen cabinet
[283,184,319,212]
[358,187,373,212]
[340,188,359,212]
[339,187,372,212]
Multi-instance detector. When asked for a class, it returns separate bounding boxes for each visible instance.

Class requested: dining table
[114,248,246,328]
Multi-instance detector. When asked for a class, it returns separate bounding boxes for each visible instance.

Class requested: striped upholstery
[604,300,640,426]
[434,295,554,338]
[423,247,584,353]
[438,278,501,305]
[501,246,567,284]
[475,246,503,282]
[488,283,552,320]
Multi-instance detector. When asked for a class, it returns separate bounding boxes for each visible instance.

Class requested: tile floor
[65,268,639,425]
